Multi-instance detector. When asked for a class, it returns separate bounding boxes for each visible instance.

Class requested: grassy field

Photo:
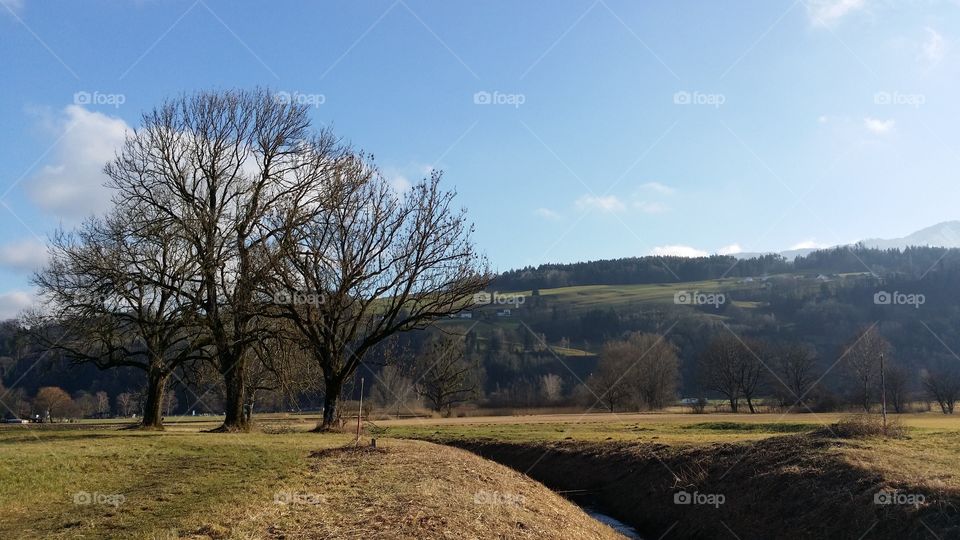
[0,421,622,539]
[378,411,960,491]
[2,410,957,538]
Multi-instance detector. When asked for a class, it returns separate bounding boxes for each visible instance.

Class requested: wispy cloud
[640,181,675,195]
[534,207,561,220]
[717,243,743,255]
[920,27,945,65]
[633,201,668,214]
[649,245,708,257]
[864,117,895,134]
[0,239,48,273]
[576,194,626,213]
[806,0,866,27]
[789,240,828,250]
[0,290,35,321]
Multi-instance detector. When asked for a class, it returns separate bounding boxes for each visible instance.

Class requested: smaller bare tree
[414,336,479,416]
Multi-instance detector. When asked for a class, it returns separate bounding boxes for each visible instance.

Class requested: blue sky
[1,0,959,317]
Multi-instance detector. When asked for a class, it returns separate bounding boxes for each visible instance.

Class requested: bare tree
[32,204,206,429]
[772,342,818,410]
[586,359,631,413]
[116,392,137,417]
[600,333,679,410]
[34,386,73,421]
[95,391,111,418]
[842,326,891,412]
[269,158,489,430]
[698,336,744,413]
[414,335,479,416]
[104,89,338,432]
[371,364,415,417]
[885,363,911,414]
[922,364,960,414]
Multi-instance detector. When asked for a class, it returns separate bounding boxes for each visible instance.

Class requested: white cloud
[27,105,129,222]
[388,174,412,193]
[633,201,668,214]
[649,245,708,257]
[640,182,675,195]
[576,194,626,213]
[920,27,945,65]
[818,115,829,124]
[0,239,48,273]
[534,207,561,220]
[717,243,743,255]
[864,117,895,134]
[806,0,866,26]
[789,240,828,250]
[0,290,35,321]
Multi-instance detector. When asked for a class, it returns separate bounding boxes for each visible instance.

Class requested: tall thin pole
[879,353,887,433]
[356,377,364,441]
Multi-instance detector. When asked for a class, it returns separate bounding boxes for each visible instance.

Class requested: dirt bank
[443,434,960,539]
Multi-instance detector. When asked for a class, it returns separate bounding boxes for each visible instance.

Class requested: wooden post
[356,377,364,442]
[879,353,887,434]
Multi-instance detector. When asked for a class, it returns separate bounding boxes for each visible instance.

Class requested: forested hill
[493,246,960,290]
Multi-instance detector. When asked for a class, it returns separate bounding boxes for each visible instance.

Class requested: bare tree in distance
[772,342,818,410]
[842,326,891,412]
[922,363,960,414]
[269,155,489,430]
[698,335,744,413]
[601,333,679,410]
[105,88,341,432]
[414,335,479,416]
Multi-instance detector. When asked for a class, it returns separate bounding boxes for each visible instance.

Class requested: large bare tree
[32,205,205,429]
[105,89,340,431]
[269,157,489,430]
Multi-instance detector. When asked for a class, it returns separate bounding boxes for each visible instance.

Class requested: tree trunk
[316,377,343,431]
[216,361,249,432]
[729,397,739,413]
[140,368,168,429]
[745,396,756,414]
